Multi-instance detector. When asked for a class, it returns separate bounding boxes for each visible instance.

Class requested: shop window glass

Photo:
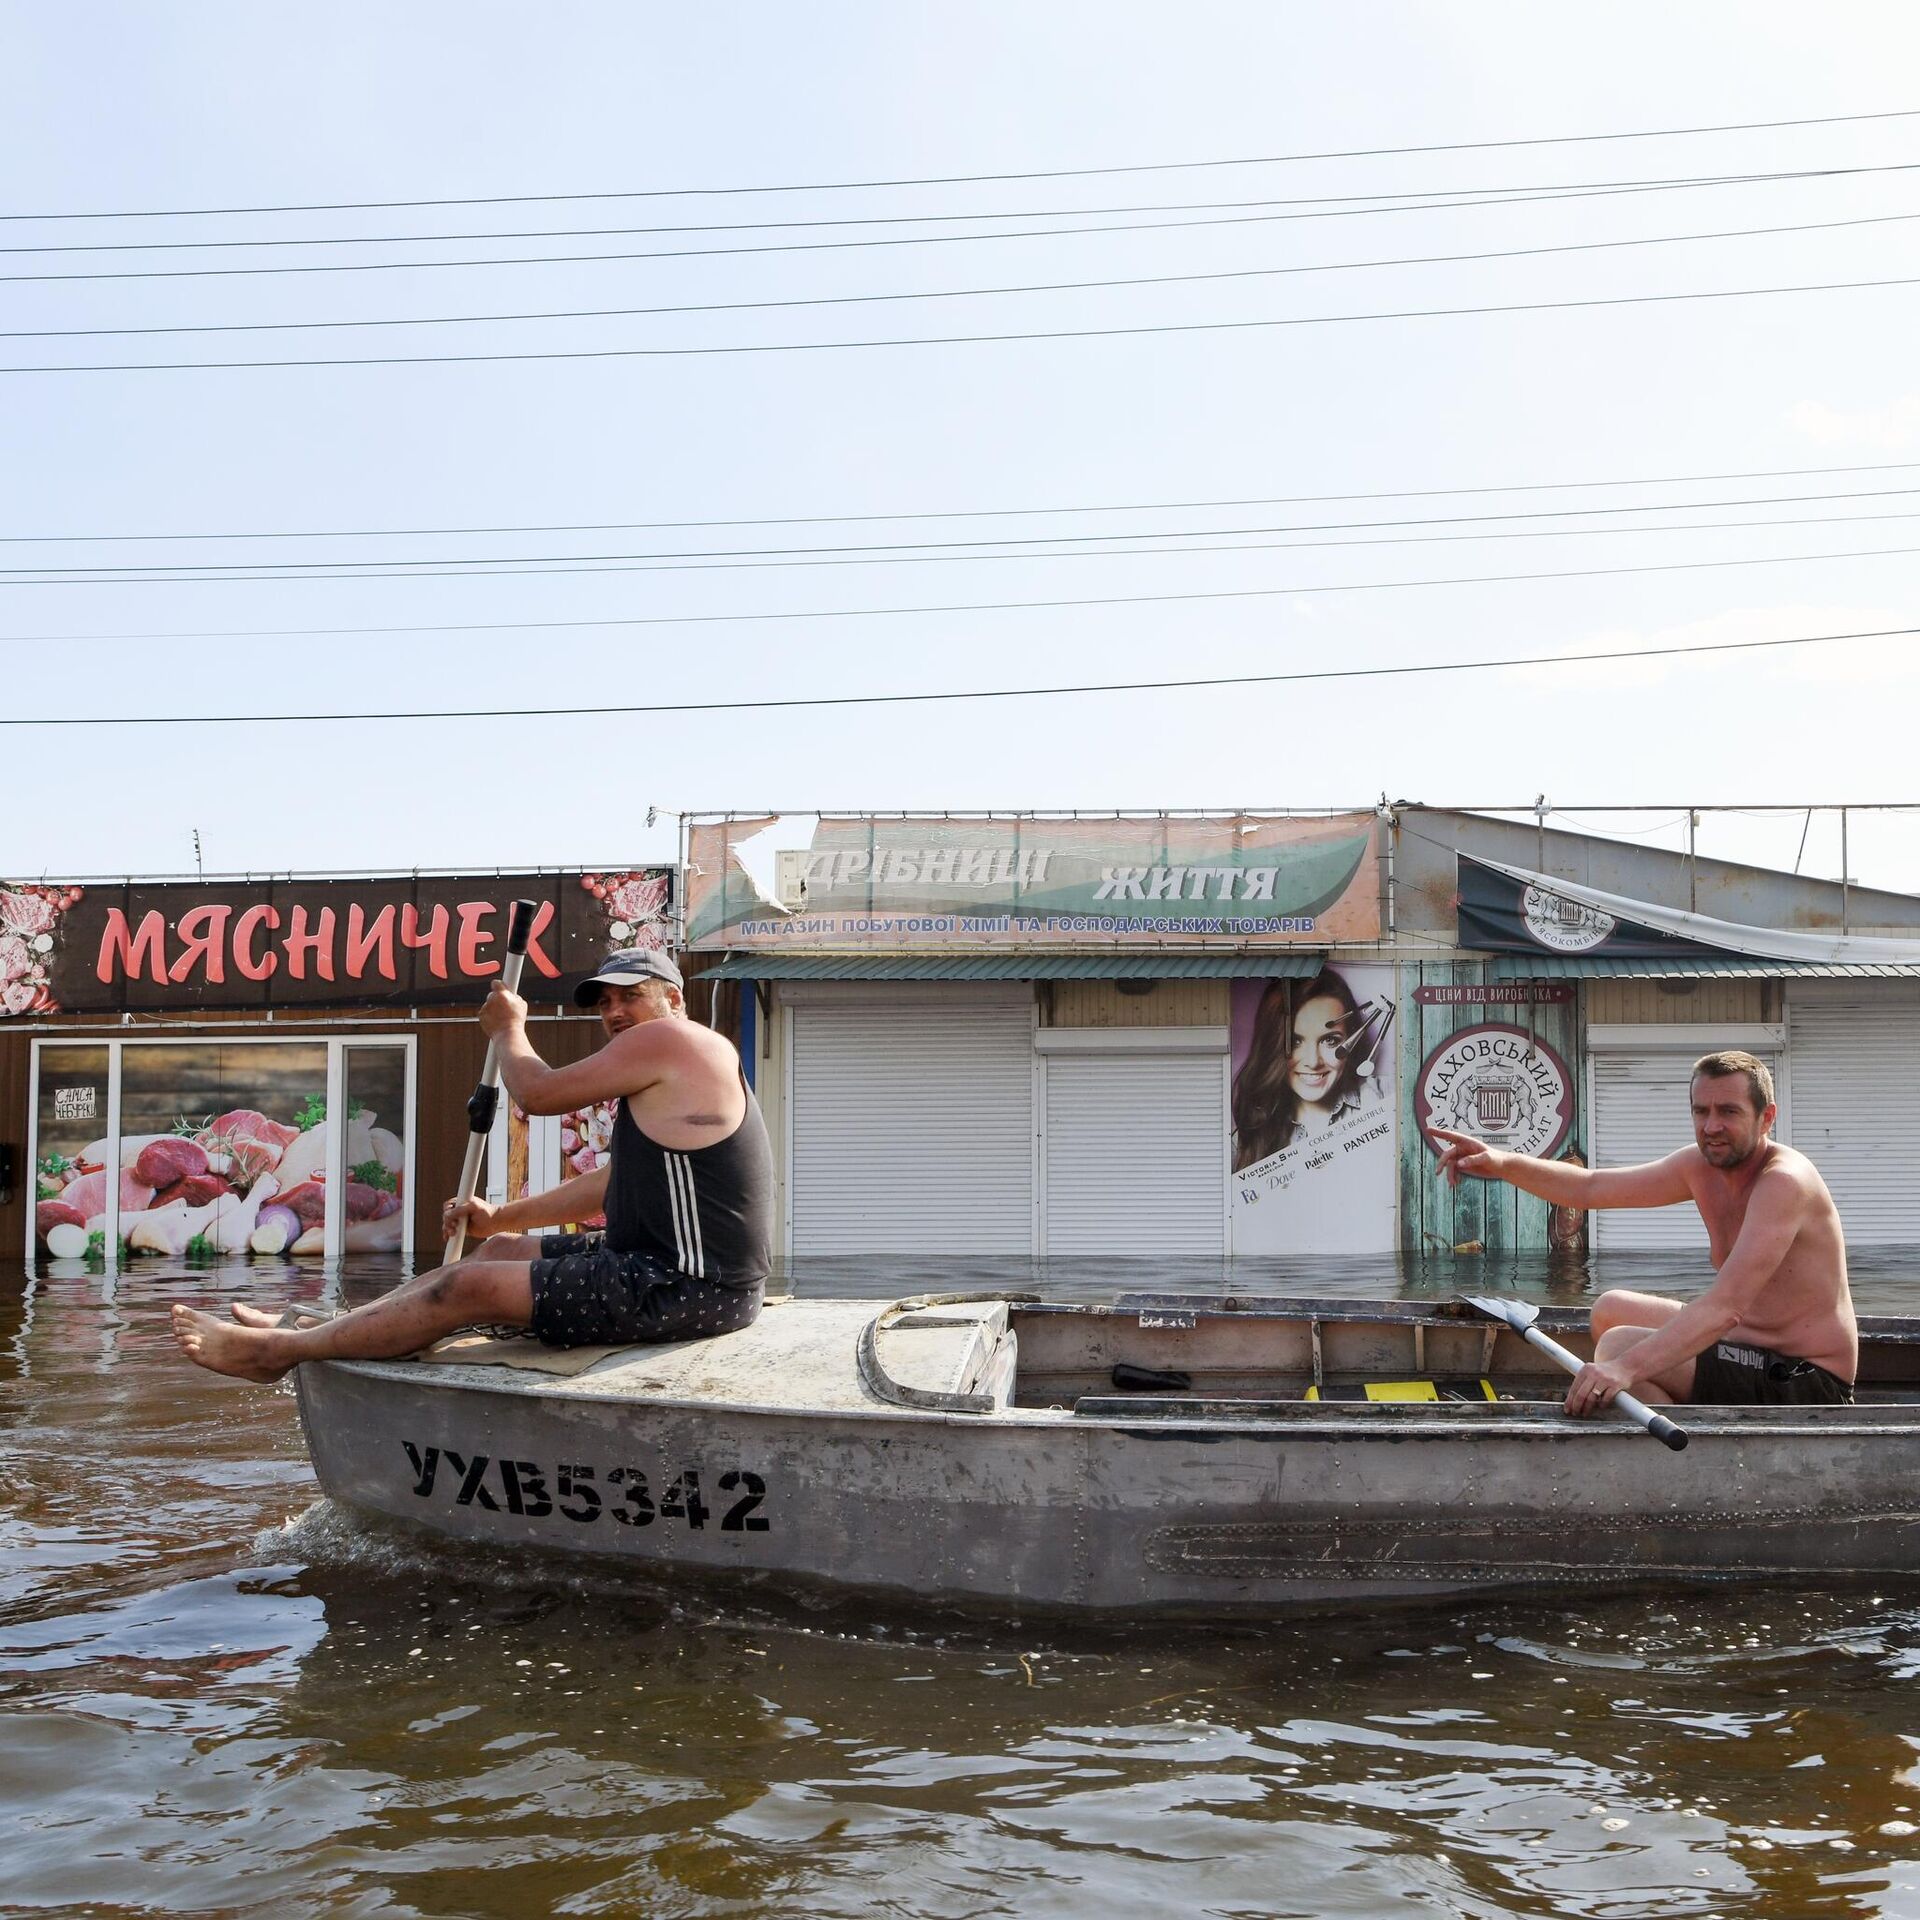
[340,1045,407,1253]
[509,1099,612,1229]
[118,1043,329,1258]
[556,1101,613,1229]
[33,1045,109,1258]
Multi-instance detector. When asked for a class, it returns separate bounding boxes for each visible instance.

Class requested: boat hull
[294,1308,1920,1613]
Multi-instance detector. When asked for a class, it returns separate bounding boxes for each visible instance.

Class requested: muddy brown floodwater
[7,1252,1920,1918]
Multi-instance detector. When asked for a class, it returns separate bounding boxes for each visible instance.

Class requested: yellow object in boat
[1306,1378,1497,1402]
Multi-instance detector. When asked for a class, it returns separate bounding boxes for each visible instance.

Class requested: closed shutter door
[1043,1053,1226,1254]
[1592,1054,1714,1252]
[790,996,1033,1253]
[1790,988,1920,1244]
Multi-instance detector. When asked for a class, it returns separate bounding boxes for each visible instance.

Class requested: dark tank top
[602,1076,773,1289]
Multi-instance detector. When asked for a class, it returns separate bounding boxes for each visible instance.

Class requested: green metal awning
[698,951,1328,982]
[1489,955,1920,980]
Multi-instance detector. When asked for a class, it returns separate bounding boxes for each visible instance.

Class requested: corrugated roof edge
[699,952,1327,981]
[1488,955,1920,979]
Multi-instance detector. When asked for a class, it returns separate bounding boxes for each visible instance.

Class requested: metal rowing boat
[293,1292,1920,1613]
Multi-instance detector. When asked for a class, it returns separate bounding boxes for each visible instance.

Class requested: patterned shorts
[528,1232,762,1348]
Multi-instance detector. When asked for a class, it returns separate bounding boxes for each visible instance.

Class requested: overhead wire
[9,456,1920,545]
[4,206,1913,344]
[8,106,1914,220]
[10,515,1920,588]
[4,540,1916,642]
[7,166,1914,286]
[3,621,1913,729]
[6,485,1920,580]
[0,162,1899,254]
[5,270,1916,373]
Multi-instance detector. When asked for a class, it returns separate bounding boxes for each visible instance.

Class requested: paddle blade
[1460,1294,1540,1333]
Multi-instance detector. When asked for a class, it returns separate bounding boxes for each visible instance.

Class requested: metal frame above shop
[1489,955,1920,980]
[699,952,1329,982]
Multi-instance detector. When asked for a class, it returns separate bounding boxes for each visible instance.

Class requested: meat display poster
[0,868,673,1016]
[33,1041,407,1261]
[1228,965,1398,1255]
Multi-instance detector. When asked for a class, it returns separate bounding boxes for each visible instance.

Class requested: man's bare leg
[176,1257,535,1384]
[1592,1322,1690,1403]
[228,1233,541,1327]
[1591,1289,1687,1339]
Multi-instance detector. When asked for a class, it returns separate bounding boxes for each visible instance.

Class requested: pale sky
[3,3,1918,896]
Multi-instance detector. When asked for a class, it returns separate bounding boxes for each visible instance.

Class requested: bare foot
[171,1304,295,1383]
[229,1302,277,1327]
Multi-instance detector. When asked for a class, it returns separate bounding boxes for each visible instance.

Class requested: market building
[2,867,673,1263]
[685,809,1920,1262]
[10,817,1919,1269]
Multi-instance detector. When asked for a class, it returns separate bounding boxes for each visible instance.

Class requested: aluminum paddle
[1461,1294,1688,1451]
[443,897,537,1264]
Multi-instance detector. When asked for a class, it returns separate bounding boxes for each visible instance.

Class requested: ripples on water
[6,1253,1920,1916]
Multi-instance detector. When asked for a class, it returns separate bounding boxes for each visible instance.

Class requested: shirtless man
[1429,1050,1855,1414]
[171,948,773,1383]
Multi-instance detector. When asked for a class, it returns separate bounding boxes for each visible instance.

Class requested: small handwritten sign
[1413,984,1575,1005]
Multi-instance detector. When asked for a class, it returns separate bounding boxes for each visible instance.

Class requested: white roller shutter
[788,988,1033,1253]
[1789,986,1920,1244]
[1042,1052,1227,1254]
[1590,1054,1718,1252]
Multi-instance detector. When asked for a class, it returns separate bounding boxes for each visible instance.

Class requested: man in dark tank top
[171,949,775,1383]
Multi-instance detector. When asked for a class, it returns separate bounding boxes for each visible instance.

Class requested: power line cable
[8,107,1914,221]
[6,206,1911,345]
[9,510,1919,589]
[11,457,1920,546]
[0,163,1883,254]
[8,270,1916,374]
[5,167,1905,287]
[5,540,1916,642]
[7,487,1918,580]
[4,621,1912,729]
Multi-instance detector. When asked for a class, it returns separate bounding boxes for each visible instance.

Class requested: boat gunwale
[298,1355,1920,1441]
[293,1291,1920,1435]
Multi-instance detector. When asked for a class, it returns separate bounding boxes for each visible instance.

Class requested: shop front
[685,812,1403,1260]
[684,812,1920,1262]
[2,866,673,1264]
[1463,854,1920,1247]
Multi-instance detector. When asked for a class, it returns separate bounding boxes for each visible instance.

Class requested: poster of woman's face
[1229,965,1397,1255]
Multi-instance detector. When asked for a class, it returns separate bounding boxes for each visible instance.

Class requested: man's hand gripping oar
[1462,1295,1689,1451]
[443,898,537,1265]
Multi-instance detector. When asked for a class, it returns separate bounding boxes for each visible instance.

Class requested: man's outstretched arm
[1428,1127,1694,1208]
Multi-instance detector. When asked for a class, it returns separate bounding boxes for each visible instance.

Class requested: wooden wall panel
[412,1020,487,1254]
[0,1030,28,1257]
[1587,979,1770,1024]
[1396,962,1586,1254]
[410,1015,604,1253]
[1049,980,1230,1028]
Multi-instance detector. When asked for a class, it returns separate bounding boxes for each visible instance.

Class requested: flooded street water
[8,1254,1920,1917]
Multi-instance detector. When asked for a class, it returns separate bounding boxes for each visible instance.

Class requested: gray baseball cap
[571,947,686,1006]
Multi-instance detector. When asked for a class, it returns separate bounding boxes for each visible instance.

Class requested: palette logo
[1520,882,1616,954]
[1416,1023,1574,1160]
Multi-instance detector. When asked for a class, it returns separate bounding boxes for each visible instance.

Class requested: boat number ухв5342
[402,1444,769,1530]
